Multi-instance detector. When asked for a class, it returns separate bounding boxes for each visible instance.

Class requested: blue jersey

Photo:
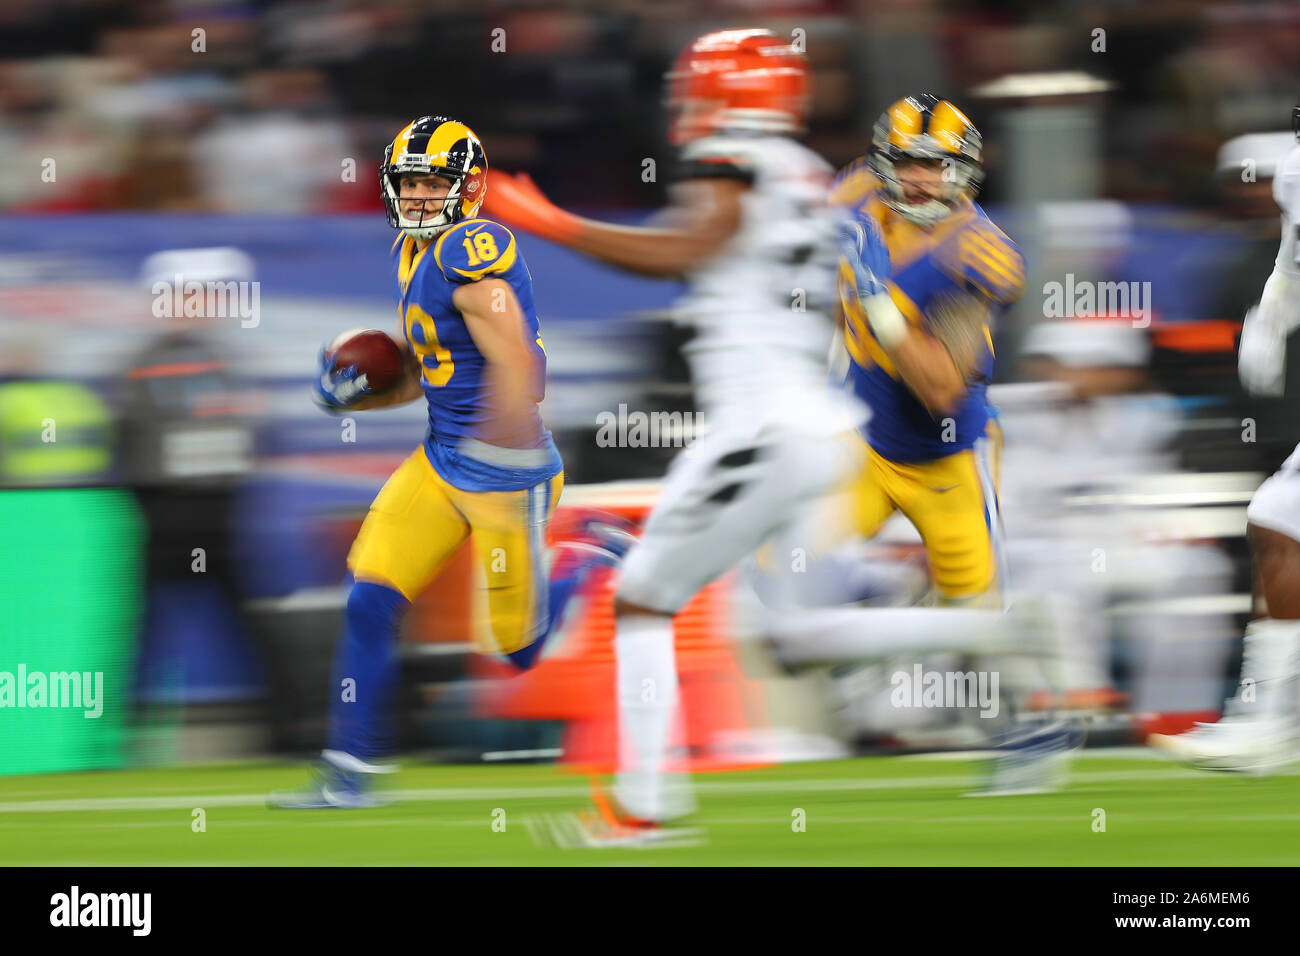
[834,166,1024,463]
[393,217,561,491]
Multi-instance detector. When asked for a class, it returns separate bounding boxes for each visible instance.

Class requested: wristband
[864,291,909,350]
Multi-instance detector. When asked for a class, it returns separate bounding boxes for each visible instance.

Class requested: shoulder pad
[1274,144,1300,217]
[830,156,879,207]
[679,135,761,184]
[951,219,1026,305]
[433,219,518,283]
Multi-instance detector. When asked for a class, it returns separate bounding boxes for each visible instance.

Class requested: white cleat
[1149,718,1298,774]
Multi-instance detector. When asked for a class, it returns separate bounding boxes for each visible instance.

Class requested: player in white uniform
[617,123,859,614]
[1150,109,1300,771]
[486,28,863,842]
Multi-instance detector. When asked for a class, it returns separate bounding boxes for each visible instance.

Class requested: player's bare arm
[887,290,989,417]
[486,173,745,278]
[564,179,745,277]
[455,277,541,445]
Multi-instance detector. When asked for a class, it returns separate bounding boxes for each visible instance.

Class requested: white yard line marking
[899,747,1173,762]
[0,817,496,830]
[0,763,1277,815]
[693,813,1300,825]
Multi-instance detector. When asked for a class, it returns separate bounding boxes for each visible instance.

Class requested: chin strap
[891,199,953,227]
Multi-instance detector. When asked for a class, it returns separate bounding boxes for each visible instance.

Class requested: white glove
[1238,304,1287,397]
[836,215,907,349]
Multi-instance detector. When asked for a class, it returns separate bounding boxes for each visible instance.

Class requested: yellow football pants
[848,430,1003,602]
[348,447,563,654]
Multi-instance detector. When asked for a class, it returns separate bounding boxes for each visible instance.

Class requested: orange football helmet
[666,28,809,146]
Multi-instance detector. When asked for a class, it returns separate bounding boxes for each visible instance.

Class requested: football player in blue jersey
[831,95,1023,608]
[271,116,624,808]
[789,96,1082,793]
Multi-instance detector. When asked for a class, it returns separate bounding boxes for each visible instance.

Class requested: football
[325,328,407,394]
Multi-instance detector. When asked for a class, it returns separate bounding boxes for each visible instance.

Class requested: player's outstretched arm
[485,171,743,278]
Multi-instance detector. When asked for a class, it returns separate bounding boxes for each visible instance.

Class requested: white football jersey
[1250,140,1300,463]
[672,134,860,435]
[1240,139,1300,398]
[1275,141,1300,279]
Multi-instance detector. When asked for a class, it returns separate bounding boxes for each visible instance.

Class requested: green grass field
[2,752,1298,865]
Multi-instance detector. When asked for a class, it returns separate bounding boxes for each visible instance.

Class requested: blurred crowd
[0,0,1297,212]
[0,0,1297,765]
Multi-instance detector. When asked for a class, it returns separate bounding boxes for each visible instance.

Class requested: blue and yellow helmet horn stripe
[381,116,488,240]
[870,94,983,227]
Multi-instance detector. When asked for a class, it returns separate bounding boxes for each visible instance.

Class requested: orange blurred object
[1135,710,1223,741]
[472,499,773,774]
[666,28,809,146]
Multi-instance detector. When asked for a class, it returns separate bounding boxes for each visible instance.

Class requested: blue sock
[325,576,410,762]
[504,556,599,671]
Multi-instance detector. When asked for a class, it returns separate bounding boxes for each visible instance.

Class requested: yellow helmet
[870,94,983,226]
[381,116,487,240]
